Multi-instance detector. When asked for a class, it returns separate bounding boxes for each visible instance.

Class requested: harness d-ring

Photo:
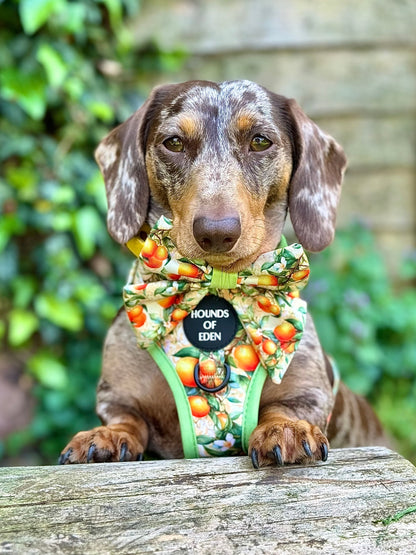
[194,362,231,393]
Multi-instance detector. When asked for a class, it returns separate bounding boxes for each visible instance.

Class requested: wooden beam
[1,447,416,553]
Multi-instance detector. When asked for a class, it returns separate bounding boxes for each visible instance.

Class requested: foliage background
[0,0,415,465]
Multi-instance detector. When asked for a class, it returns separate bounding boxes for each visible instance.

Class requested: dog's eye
[250,135,272,152]
[163,136,184,152]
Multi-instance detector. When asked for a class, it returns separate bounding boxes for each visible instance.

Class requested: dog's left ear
[286,99,347,252]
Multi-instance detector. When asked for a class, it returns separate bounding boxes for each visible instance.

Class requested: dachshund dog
[59,80,387,467]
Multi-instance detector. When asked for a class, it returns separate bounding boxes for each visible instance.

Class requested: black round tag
[183,295,238,351]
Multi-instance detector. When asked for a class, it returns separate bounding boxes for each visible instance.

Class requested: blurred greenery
[1,0,415,466]
[0,0,185,464]
[306,225,416,463]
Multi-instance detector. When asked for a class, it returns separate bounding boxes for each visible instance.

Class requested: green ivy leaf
[12,276,37,309]
[0,68,47,120]
[19,0,65,35]
[73,206,104,259]
[28,351,68,390]
[86,100,114,123]
[8,309,39,346]
[35,293,83,331]
[0,214,25,252]
[37,43,68,88]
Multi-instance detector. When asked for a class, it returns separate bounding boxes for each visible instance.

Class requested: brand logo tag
[183,295,238,351]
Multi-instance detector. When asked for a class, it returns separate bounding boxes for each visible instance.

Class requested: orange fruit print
[142,242,169,269]
[262,339,278,355]
[154,245,168,261]
[158,295,177,308]
[176,357,198,387]
[189,395,210,418]
[257,295,272,312]
[273,321,297,341]
[257,275,278,286]
[127,305,143,322]
[247,326,262,345]
[177,262,201,278]
[127,305,146,327]
[140,238,157,258]
[292,268,310,281]
[234,344,260,371]
[171,308,188,321]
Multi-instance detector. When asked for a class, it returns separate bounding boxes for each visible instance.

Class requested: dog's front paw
[59,424,145,464]
[249,416,329,468]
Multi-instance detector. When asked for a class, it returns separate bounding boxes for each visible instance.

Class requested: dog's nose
[193,216,241,253]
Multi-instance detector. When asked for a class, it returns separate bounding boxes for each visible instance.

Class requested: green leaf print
[207,397,221,411]
[227,355,237,368]
[260,261,275,271]
[233,374,250,390]
[229,409,243,420]
[204,446,236,457]
[196,435,216,445]
[230,422,242,436]
[286,318,304,332]
[227,396,242,404]
[174,346,201,358]
[124,298,141,308]
[154,285,170,296]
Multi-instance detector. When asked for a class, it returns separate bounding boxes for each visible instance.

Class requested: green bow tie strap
[123,215,310,457]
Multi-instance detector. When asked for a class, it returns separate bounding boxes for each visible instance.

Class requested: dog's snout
[193,216,241,253]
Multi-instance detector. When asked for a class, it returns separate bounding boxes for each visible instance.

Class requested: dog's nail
[302,440,313,458]
[250,449,259,469]
[87,444,96,463]
[136,452,144,462]
[273,445,284,466]
[58,449,72,465]
[320,443,328,462]
[119,443,128,462]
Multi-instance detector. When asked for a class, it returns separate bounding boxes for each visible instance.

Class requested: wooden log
[1,447,416,554]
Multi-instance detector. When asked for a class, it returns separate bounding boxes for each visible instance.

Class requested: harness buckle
[194,362,231,393]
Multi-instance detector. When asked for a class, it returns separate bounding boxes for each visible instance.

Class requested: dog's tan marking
[235,113,256,133]
[178,114,201,138]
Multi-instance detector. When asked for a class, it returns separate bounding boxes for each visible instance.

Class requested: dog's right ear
[95,87,168,244]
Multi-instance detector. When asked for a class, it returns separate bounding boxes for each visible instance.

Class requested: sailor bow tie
[123,216,310,383]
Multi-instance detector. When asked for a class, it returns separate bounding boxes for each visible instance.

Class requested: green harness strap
[144,234,289,458]
[147,343,268,457]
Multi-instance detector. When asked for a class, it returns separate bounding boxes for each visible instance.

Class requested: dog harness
[124,216,311,458]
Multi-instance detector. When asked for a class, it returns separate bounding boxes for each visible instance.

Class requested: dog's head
[95,80,346,271]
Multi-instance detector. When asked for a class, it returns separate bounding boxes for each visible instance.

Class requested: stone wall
[132,0,416,265]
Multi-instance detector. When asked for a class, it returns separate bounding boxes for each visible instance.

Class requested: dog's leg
[59,311,153,464]
[59,309,183,464]
[249,315,333,467]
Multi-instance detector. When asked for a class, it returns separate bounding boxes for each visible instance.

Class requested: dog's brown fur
[60,80,387,467]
